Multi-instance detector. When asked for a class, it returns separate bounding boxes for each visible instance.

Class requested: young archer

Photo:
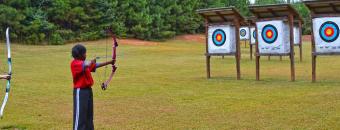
[70,44,114,130]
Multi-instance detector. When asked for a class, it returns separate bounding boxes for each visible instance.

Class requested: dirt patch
[118,39,159,46]
[118,34,206,46]
[302,35,311,42]
[116,34,310,46]
[175,34,206,43]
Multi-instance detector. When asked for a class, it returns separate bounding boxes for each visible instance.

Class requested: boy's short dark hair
[72,44,86,59]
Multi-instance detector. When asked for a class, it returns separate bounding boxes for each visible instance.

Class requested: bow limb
[1,27,12,118]
[101,29,118,90]
[101,66,117,90]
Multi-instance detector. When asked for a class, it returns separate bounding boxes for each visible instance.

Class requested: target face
[262,24,278,44]
[212,29,226,46]
[319,21,340,43]
[253,30,256,39]
[240,29,247,37]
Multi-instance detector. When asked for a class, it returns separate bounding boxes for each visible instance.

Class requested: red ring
[324,27,334,37]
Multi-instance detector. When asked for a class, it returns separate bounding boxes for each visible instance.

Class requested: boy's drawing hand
[91,58,96,64]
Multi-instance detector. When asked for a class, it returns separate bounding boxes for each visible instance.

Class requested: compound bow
[0,27,12,118]
[101,28,118,90]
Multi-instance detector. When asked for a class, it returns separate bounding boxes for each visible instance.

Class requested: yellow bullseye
[216,35,222,41]
[267,31,273,38]
[326,28,333,36]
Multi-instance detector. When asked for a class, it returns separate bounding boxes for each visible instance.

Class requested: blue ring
[319,21,339,43]
[262,24,278,44]
[212,29,226,46]
[253,30,256,39]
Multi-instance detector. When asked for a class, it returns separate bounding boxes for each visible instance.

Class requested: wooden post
[245,40,247,48]
[207,56,211,78]
[289,14,295,81]
[299,20,303,62]
[250,44,253,60]
[239,41,242,60]
[255,25,260,81]
[268,56,271,61]
[205,18,211,79]
[310,15,316,82]
[235,19,241,80]
[280,56,282,61]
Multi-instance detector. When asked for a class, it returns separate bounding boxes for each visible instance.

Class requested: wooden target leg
[207,56,211,79]
[312,55,316,82]
[268,56,271,61]
[236,53,241,80]
[300,44,303,62]
[250,45,253,60]
[280,56,282,61]
[290,54,295,82]
[245,41,247,48]
[256,56,260,81]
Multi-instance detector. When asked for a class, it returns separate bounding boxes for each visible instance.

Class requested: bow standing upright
[101,28,118,90]
[1,27,12,118]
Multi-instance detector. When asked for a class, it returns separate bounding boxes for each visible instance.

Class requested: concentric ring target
[240,29,247,37]
[319,21,339,43]
[212,29,226,46]
[253,30,256,39]
[261,24,278,44]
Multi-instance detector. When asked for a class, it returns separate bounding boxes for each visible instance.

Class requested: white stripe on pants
[75,88,80,130]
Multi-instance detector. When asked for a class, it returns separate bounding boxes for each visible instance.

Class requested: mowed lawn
[0,37,339,129]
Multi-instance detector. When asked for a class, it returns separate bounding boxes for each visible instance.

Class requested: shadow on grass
[1,125,27,130]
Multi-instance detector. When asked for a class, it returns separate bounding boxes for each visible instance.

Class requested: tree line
[0,0,310,45]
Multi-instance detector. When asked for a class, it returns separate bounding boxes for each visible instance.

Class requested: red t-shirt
[71,59,97,88]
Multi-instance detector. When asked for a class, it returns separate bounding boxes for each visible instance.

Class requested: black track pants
[73,88,94,130]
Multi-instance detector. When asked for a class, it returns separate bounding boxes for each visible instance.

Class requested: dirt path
[117,34,312,46]
[118,39,159,46]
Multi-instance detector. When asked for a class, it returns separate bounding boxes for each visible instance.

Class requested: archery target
[239,27,250,40]
[212,29,226,46]
[313,17,340,53]
[208,25,236,54]
[319,21,339,42]
[250,27,256,45]
[257,20,290,54]
[293,26,301,45]
[261,24,278,44]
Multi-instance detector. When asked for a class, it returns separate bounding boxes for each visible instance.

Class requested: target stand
[250,4,301,81]
[248,17,257,60]
[197,7,245,79]
[304,1,340,82]
[294,19,304,62]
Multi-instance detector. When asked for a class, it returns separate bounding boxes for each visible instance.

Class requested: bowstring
[96,31,108,87]
[1,33,7,75]
[104,30,108,84]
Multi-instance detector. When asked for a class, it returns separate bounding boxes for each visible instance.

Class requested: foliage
[0,0,310,45]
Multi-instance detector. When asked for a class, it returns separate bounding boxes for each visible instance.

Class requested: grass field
[0,37,339,129]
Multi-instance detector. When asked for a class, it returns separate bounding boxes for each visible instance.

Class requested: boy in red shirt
[71,44,114,130]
